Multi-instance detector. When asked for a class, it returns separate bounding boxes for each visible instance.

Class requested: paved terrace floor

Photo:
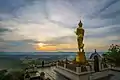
[29,66,120,80]
[37,67,70,80]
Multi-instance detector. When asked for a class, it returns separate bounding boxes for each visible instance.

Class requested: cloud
[0,28,11,33]
[6,43,35,52]
[99,0,120,14]
[0,39,37,52]
[41,35,76,45]
[0,0,120,52]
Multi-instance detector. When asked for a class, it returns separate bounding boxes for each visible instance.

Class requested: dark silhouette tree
[1,70,24,80]
[104,44,120,67]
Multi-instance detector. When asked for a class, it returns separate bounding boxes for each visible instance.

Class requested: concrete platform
[55,66,120,80]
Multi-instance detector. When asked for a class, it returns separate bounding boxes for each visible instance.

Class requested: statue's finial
[95,49,96,53]
[78,20,82,27]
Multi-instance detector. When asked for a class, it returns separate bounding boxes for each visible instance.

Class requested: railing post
[91,64,94,71]
[86,66,90,71]
[56,62,59,67]
[64,64,67,68]
[76,67,81,73]
[101,64,104,70]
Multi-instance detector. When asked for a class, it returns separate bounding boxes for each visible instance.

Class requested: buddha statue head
[78,20,83,27]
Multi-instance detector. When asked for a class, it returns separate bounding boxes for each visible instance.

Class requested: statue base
[75,51,86,64]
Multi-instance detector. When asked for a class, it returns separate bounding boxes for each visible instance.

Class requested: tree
[2,70,24,80]
[0,69,7,80]
[104,44,120,66]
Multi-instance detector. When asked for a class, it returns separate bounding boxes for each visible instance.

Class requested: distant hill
[0,52,104,55]
[0,56,23,69]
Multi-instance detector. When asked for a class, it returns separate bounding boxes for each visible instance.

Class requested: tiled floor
[37,67,70,80]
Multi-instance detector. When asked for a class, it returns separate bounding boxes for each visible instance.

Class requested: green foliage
[0,69,7,79]
[104,44,120,66]
[1,70,24,80]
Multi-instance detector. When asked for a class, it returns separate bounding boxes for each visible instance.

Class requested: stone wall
[55,66,91,80]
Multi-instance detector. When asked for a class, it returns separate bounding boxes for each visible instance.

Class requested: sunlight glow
[35,43,56,51]
[38,43,46,47]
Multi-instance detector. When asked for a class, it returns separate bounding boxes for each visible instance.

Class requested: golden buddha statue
[75,20,86,63]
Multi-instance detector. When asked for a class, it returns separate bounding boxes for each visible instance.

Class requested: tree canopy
[0,70,24,80]
[104,44,120,66]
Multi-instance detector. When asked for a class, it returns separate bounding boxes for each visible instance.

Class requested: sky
[0,0,120,52]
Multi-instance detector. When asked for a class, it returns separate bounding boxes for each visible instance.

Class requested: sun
[38,43,46,47]
[35,43,56,51]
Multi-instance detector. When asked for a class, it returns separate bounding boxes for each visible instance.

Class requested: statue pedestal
[76,52,86,63]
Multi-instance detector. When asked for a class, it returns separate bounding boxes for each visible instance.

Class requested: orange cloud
[34,42,110,52]
[34,43,78,51]
[35,43,56,51]
[56,44,77,49]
